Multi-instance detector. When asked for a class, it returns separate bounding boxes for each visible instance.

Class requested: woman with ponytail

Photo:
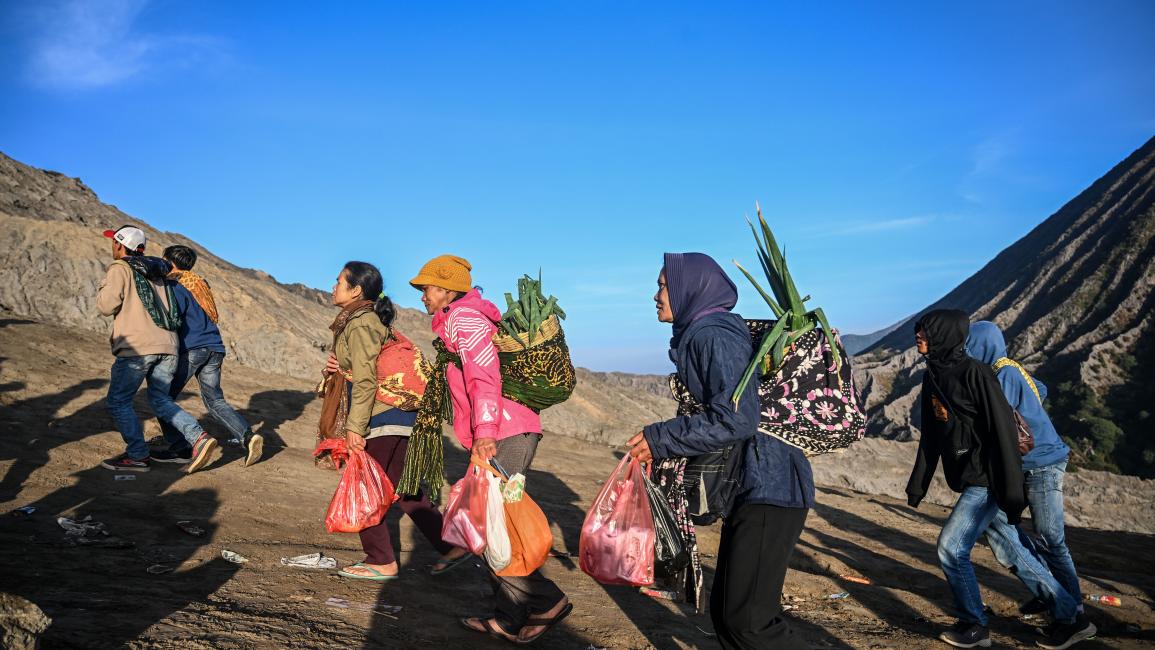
[323,261,468,581]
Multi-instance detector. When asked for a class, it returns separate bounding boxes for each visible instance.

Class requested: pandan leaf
[771,329,788,369]
[733,260,783,317]
[732,311,791,405]
[809,307,843,384]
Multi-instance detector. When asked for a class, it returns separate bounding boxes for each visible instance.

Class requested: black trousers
[710,503,809,650]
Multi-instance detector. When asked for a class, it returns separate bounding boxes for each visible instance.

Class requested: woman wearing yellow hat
[411,255,572,644]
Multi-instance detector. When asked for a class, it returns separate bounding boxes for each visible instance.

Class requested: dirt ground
[2,314,1153,649]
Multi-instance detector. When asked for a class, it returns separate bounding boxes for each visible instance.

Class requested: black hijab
[916,309,969,376]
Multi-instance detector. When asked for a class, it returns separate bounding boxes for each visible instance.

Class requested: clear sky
[2,1,1153,373]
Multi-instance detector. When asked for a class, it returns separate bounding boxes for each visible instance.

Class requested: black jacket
[905,310,1025,524]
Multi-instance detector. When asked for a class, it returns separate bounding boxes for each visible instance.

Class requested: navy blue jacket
[172,284,226,353]
[644,312,815,510]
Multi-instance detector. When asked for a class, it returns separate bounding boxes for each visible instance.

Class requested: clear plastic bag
[441,465,489,555]
[324,447,394,533]
[484,473,512,572]
[579,455,655,586]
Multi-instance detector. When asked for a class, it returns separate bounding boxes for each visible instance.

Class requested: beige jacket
[97,260,178,357]
[334,310,391,436]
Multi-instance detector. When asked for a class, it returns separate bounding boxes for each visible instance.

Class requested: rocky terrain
[1,314,1152,649]
[852,137,1155,475]
[0,151,675,447]
[2,149,1153,648]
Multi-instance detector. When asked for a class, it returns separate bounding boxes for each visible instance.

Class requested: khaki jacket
[96,260,178,357]
[334,310,390,436]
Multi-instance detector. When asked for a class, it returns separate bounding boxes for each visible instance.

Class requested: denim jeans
[938,486,1078,626]
[159,348,251,452]
[987,461,1082,606]
[107,354,205,460]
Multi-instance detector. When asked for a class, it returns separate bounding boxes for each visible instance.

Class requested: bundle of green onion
[731,203,842,404]
[500,273,567,345]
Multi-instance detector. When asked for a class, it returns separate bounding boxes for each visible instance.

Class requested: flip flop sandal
[337,562,399,581]
[516,602,573,645]
[459,618,517,642]
[431,552,473,575]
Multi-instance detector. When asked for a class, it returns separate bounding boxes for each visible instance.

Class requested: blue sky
[2,1,1153,373]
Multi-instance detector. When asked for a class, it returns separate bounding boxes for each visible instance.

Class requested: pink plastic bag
[324,446,395,533]
[441,464,489,555]
[579,455,656,586]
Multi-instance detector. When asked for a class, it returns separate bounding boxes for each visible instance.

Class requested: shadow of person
[0,377,109,502]
[359,433,601,649]
[0,459,239,648]
[0,356,27,394]
[238,389,316,458]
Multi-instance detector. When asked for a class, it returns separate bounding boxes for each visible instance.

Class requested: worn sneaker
[1020,597,1049,616]
[939,620,991,648]
[1037,616,1096,649]
[152,448,192,464]
[186,434,219,474]
[101,454,151,472]
[243,432,264,468]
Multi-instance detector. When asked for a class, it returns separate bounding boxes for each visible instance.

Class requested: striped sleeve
[447,308,502,439]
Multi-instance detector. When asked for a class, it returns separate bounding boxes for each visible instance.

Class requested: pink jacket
[432,288,542,449]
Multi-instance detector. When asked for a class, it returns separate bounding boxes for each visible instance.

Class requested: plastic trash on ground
[324,597,402,618]
[221,549,250,564]
[280,552,337,569]
[57,516,108,537]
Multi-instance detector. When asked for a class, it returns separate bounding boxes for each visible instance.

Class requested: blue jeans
[107,355,205,460]
[938,486,1078,626]
[159,348,251,452]
[987,461,1082,606]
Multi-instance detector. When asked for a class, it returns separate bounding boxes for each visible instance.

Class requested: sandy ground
[1,314,1153,649]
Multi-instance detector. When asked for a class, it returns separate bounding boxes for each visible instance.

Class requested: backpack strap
[993,357,1042,405]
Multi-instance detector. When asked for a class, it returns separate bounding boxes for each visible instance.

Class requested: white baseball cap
[102,225,146,252]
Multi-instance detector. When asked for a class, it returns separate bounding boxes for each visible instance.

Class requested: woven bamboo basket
[493,314,562,353]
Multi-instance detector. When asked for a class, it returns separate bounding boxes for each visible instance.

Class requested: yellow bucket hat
[409,255,473,293]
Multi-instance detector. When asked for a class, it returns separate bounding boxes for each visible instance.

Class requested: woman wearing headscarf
[628,252,813,650]
[907,310,1093,649]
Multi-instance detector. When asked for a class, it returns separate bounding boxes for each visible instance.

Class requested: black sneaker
[243,432,264,468]
[1037,615,1096,649]
[1020,597,1050,616]
[152,448,192,464]
[939,620,991,648]
[101,454,151,472]
[186,433,219,474]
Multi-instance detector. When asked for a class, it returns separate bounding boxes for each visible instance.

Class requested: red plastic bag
[579,455,655,586]
[324,447,395,533]
[441,464,489,555]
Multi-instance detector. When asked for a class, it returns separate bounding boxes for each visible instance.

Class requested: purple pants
[359,435,454,565]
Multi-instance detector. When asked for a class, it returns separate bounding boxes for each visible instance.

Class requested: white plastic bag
[483,473,512,572]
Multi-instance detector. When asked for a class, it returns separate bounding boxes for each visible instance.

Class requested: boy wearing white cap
[96,225,219,473]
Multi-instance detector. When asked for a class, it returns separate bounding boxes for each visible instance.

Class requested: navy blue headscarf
[663,252,739,351]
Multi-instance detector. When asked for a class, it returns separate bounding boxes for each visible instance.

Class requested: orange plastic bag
[579,455,655,586]
[495,486,553,577]
[441,464,490,555]
[324,445,395,533]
